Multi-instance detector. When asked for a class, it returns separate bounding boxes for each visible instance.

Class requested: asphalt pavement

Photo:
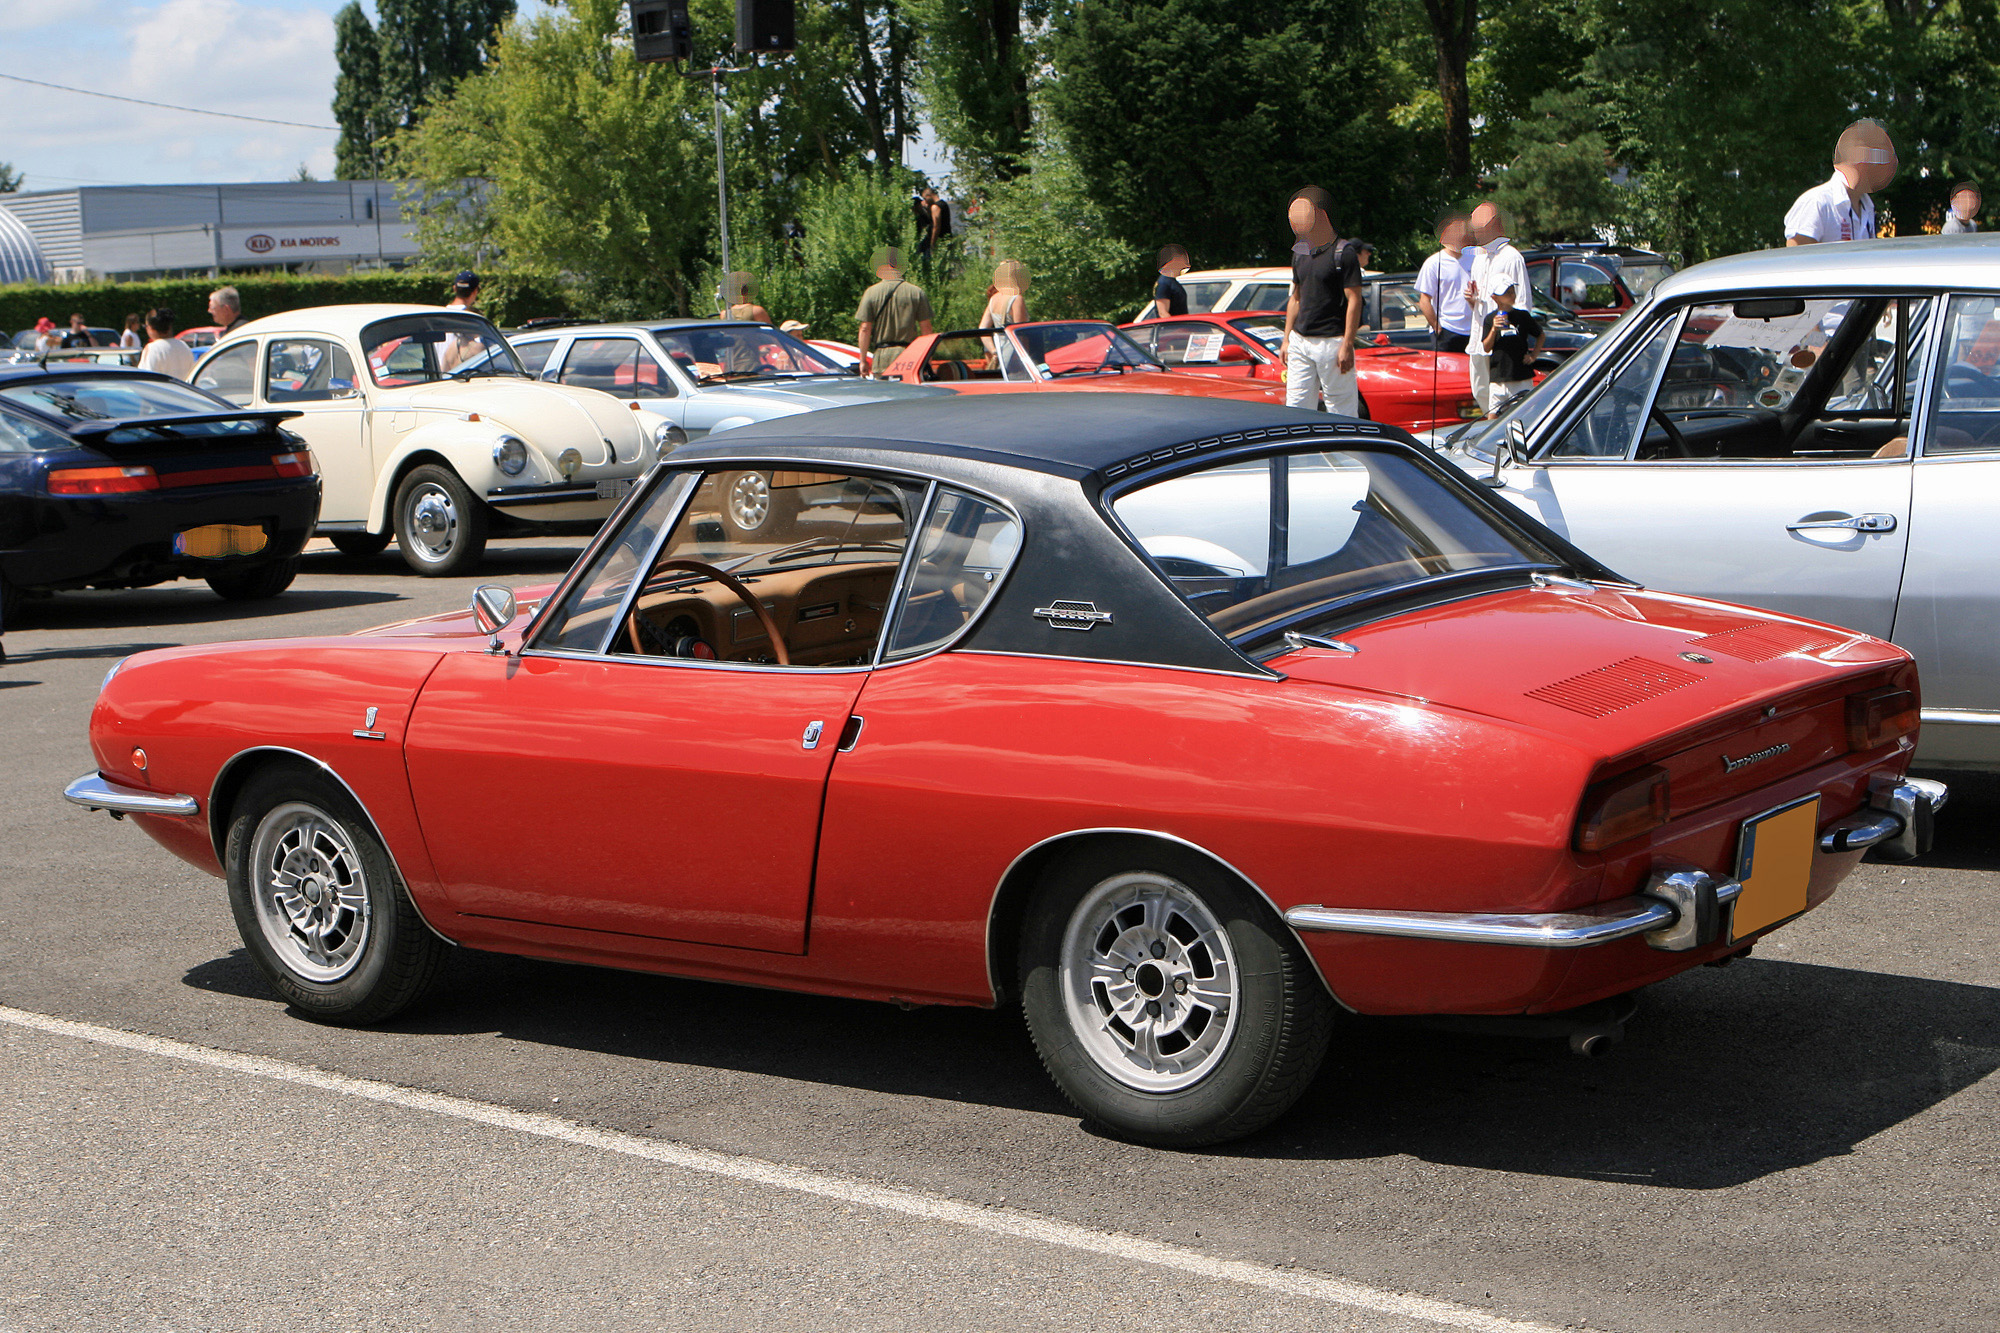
[3,537,1997,1332]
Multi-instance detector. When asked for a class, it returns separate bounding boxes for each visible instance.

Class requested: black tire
[1019,842,1335,1148]
[205,556,299,601]
[328,530,392,558]
[224,765,449,1024]
[717,470,801,541]
[393,464,489,576]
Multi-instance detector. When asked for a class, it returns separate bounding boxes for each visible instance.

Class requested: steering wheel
[626,558,790,665]
[1649,405,1692,457]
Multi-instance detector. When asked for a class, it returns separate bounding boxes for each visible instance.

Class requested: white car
[1433,236,2000,771]
[198,305,678,575]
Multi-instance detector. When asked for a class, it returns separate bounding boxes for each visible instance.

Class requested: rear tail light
[1847,687,1918,751]
[270,451,314,478]
[49,465,159,495]
[1576,764,1671,852]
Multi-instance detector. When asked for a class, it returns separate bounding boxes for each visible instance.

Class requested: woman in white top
[32,318,61,355]
[980,260,1030,328]
[137,308,195,381]
[119,314,142,351]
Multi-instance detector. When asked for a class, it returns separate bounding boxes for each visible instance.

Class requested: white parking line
[1,1004,1582,1333]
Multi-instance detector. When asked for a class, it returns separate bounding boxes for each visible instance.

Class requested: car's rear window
[1111,447,1561,643]
[0,375,235,422]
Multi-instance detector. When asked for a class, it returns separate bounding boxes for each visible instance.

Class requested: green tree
[1043,0,1429,269]
[1489,89,1615,241]
[905,0,1043,182]
[397,0,713,315]
[334,0,514,180]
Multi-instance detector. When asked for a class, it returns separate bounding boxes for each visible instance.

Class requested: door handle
[1787,513,1897,533]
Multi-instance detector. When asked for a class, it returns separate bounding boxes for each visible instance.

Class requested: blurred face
[1955,188,1982,219]
[1837,123,1898,193]
[1469,205,1502,246]
[1287,198,1319,239]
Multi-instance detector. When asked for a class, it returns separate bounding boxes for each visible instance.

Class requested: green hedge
[0,270,581,336]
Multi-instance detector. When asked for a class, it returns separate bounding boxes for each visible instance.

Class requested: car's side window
[264,339,357,403]
[1146,323,1231,367]
[1557,261,1619,311]
[921,334,1007,382]
[885,489,1022,659]
[534,471,699,653]
[1925,295,2000,455]
[1545,315,1680,460]
[557,337,676,399]
[1225,283,1289,312]
[607,469,928,668]
[513,340,556,378]
[193,342,257,406]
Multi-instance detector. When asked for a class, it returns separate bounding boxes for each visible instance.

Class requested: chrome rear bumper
[1285,778,1948,953]
[63,773,199,818]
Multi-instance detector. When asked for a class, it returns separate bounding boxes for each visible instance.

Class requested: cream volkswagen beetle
[196,305,679,575]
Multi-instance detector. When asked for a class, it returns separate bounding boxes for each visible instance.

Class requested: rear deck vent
[1687,622,1848,663]
[1526,656,1704,717]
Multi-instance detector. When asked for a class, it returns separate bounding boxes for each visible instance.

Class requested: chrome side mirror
[1483,419,1529,488]
[471,585,518,654]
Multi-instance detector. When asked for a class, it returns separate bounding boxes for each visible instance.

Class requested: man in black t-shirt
[1479,283,1544,413]
[1280,185,1363,415]
[1153,244,1191,317]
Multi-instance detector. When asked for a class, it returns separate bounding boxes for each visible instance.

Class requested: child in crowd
[1479,282,1544,413]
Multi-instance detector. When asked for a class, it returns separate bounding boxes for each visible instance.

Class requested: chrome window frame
[877,481,1034,664]
[1535,303,1689,465]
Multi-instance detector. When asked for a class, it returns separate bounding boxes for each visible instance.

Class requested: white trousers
[1488,378,1534,413]
[1466,349,1492,413]
[1285,334,1360,416]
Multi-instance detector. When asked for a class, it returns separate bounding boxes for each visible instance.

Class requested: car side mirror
[1217,343,1250,362]
[1481,419,1530,488]
[471,585,518,653]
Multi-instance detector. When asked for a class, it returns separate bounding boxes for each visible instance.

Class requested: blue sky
[1,1,945,193]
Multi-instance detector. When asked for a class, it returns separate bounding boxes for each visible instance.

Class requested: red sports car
[881,320,1284,404]
[68,395,1943,1147]
[1122,310,1486,431]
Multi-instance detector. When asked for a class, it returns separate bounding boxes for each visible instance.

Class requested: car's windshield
[1446,300,1651,456]
[1112,448,1564,647]
[0,374,257,431]
[360,313,526,387]
[1015,323,1163,377]
[653,324,842,383]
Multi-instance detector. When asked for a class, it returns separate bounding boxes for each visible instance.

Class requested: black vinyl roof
[673,394,1405,481]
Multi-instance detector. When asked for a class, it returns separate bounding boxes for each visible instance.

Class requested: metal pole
[711,67,730,298]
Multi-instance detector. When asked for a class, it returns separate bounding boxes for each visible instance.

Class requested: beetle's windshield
[1112,448,1565,647]
[360,313,525,387]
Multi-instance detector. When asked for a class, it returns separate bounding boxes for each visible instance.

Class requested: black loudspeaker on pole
[629,0,693,62]
[736,0,796,52]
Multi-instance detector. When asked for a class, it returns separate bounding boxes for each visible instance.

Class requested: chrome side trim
[985,827,1344,1009]
[1286,870,1746,952]
[1922,708,2000,726]
[63,773,199,818]
[207,746,459,947]
[1283,898,1676,948]
[954,649,1284,682]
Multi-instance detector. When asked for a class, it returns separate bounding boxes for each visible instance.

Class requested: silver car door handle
[1787,513,1897,533]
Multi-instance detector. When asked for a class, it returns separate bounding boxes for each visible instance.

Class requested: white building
[0,180,425,282]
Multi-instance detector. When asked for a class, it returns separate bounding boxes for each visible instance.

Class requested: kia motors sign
[219,222,419,264]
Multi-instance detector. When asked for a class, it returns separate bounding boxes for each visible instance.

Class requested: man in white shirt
[1784,119,1896,245]
[1464,202,1531,413]
[138,308,194,381]
[1414,211,1475,352]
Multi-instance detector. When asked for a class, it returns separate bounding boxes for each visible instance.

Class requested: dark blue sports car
[0,365,321,621]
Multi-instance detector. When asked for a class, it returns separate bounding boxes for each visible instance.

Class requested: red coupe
[67,395,1943,1147]
[880,320,1284,404]
[1122,310,1486,431]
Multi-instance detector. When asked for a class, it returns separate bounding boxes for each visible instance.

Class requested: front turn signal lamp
[1847,687,1918,752]
[49,465,159,495]
[1575,764,1671,852]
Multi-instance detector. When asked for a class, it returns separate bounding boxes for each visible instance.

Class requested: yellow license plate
[1731,794,1820,942]
[173,524,268,559]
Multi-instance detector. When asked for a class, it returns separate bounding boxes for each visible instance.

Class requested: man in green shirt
[855,246,934,377]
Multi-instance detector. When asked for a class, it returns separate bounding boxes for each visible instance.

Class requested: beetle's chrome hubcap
[407,486,457,559]
[248,801,371,983]
[1060,872,1238,1092]
[728,473,770,530]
